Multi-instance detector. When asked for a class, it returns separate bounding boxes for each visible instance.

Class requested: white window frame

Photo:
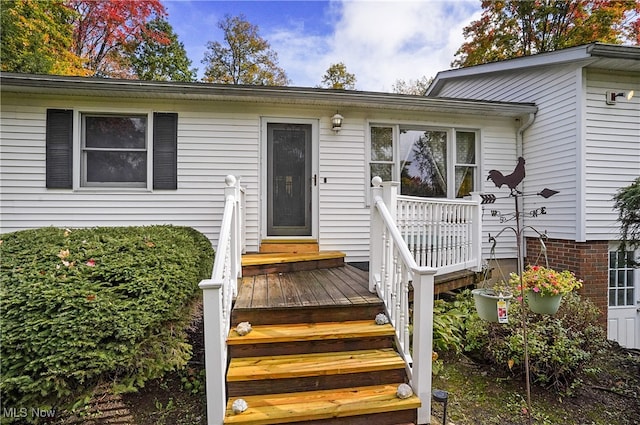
[74,110,154,191]
[608,247,639,308]
[366,122,480,200]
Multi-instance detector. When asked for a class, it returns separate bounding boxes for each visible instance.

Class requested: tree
[128,18,196,82]
[453,0,640,68]
[319,62,356,90]
[67,0,166,77]
[391,76,433,95]
[0,0,87,75]
[613,177,640,266]
[201,14,289,85]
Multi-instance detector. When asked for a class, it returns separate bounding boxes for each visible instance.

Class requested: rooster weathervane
[487,157,526,195]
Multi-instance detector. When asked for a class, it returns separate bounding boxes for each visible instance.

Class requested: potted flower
[472,281,513,323]
[509,265,583,314]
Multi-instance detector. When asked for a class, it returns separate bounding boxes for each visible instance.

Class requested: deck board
[236,265,379,310]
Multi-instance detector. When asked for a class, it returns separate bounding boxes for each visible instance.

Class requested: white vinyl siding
[438,64,582,241]
[584,70,640,240]
[1,93,522,262]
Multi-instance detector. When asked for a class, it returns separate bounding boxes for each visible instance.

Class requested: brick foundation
[525,237,609,325]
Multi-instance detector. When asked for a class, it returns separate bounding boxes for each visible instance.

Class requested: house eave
[426,42,640,96]
[0,72,537,118]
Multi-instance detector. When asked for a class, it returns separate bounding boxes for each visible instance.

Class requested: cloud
[267,0,480,91]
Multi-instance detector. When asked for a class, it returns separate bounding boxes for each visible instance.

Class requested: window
[369,125,478,198]
[609,250,636,307]
[82,114,148,187]
[45,109,178,190]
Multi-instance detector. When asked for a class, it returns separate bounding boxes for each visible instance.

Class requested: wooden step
[224,384,420,425]
[227,349,407,396]
[232,304,386,328]
[259,239,319,254]
[242,251,345,276]
[227,320,395,346]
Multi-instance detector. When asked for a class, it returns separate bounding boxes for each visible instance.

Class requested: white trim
[259,117,319,241]
[72,107,155,192]
[365,122,481,200]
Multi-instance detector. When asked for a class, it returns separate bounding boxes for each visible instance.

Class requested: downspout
[516,112,536,158]
[516,112,536,266]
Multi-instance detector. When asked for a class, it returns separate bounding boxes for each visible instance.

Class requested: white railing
[369,178,437,425]
[369,178,483,424]
[199,175,245,425]
[397,194,482,275]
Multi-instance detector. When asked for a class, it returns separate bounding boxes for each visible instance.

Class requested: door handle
[313,174,317,186]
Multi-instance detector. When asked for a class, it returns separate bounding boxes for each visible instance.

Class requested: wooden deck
[235,264,380,309]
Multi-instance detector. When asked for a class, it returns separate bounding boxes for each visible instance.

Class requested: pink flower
[86,259,96,267]
[533,286,540,293]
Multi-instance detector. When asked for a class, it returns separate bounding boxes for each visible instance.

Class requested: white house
[0,72,536,260]
[427,42,640,349]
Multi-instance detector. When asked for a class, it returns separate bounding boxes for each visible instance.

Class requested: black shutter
[153,112,178,190]
[46,109,73,189]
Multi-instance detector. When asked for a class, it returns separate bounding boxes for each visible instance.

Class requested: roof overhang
[427,42,640,96]
[0,72,537,118]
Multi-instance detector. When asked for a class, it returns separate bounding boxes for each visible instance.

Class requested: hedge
[0,225,214,411]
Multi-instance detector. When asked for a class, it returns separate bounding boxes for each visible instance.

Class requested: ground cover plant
[0,225,214,416]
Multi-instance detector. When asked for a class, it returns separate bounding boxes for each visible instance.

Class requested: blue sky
[163,0,482,91]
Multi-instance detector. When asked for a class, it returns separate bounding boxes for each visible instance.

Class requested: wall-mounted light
[331,113,344,133]
[606,90,634,105]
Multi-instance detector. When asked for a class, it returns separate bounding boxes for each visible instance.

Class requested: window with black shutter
[45,109,178,190]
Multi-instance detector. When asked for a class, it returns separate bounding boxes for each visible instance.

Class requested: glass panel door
[267,123,312,236]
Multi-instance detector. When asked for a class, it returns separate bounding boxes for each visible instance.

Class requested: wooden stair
[225,257,419,424]
[242,251,346,276]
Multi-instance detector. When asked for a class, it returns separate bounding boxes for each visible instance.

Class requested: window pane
[371,127,393,161]
[86,151,147,183]
[455,166,475,198]
[85,116,146,149]
[609,270,616,287]
[618,270,626,286]
[617,290,625,306]
[626,288,634,306]
[456,131,476,164]
[399,129,447,197]
[609,251,616,268]
[370,163,393,182]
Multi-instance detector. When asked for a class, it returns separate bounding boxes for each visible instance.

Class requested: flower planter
[526,291,562,315]
[472,288,512,323]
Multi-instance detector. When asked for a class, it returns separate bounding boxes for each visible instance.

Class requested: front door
[266,122,313,236]
[607,249,640,349]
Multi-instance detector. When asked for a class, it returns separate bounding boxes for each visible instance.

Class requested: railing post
[411,268,437,425]
[470,192,483,272]
[199,279,225,425]
[381,181,399,220]
[225,175,242,296]
[370,177,384,292]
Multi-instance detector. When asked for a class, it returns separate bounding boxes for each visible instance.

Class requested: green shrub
[464,291,607,391]
[433,291,475,354]
[0,226,214,412]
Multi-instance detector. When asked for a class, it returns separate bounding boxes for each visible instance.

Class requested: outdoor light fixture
[331,112,344,132]
[606,90,634,105]
[432,389,449,425]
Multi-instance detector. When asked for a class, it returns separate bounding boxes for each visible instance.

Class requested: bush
[433,291,475,354]
[464,291,607,391]
[0,226,214,412]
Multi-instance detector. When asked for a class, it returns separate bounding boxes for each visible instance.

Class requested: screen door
[267,123,312,236]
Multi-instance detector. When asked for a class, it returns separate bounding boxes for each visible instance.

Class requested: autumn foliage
[67,0,167,77]
[453,0,640,67]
